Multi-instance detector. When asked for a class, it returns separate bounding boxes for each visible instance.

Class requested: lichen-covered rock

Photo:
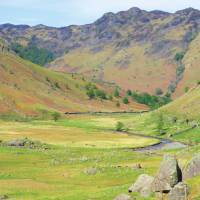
[168,182,189,200]
[151,155,182,193]
[128,174,154,197]
[114,193,133,200]
[183,154,200,180]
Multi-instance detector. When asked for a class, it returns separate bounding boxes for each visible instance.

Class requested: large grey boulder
[183,154,200,180]
[114,194,133,200]
[168,182,189,200]
[128,174,154,197]
[151,155,182,193]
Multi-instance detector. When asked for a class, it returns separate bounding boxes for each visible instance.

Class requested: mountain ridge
[1,7,200,97]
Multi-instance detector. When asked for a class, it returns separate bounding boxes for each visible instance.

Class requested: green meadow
[0,113,200,199]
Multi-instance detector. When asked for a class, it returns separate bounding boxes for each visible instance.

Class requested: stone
[128,174,154,197]
[6,139,25,147]
[0,195,8,200]
[84,168,98,175]
[183,154,200,180]
[114,194,133,200]
[151,155,182,193]
[168,182,189,200]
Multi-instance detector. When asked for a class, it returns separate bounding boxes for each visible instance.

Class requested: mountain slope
[160,85,200,119]
[0,43,147,117]
[1,8,200,96]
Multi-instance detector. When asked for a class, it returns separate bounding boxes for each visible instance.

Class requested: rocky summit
[2,8,200,95]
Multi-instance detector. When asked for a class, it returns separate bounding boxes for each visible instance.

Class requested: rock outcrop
[151,155,182,193]
[128,174,154,197]
[168,182,189,200]
[183,154,200,179]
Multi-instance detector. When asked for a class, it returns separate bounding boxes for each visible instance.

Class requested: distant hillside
[0,42,147,117]
[161,85,200,119]
[1,8,200,96]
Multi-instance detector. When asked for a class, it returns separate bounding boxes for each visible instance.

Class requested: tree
[123,97,129,104]
[116,122,124,131]
[114,88,120,98]
[155,88,163,96]
[175,52,184,62]
[11,43,54,66]
[95,89,107,100]
[86,89,95,99]
[52,112,61,122]
[126,90,132,96]
[184,86,189,93]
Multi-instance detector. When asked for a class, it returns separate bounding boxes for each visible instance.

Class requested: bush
[52,112,61,122]
[123,97,129,104]
[155,88,163,96]
[116,122,124,131]
[114,88,120,98]
[175,52,185,62]
[126,90,132,96]
[95,89,107,100]
[185,86,189,93]
[86,89,95,99]
[132,91,171,109]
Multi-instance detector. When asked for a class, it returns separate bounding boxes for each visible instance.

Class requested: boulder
[128,174,154,197]
[168,182,189,200]
[151,155,182,193]
[114,194,133,200]
[183,154,200,180]
[84,167,98,175]
[6,139,25,147]
[0,195,8,200]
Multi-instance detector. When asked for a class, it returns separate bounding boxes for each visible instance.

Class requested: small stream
[121,132,187,152]
[134,138,187,152]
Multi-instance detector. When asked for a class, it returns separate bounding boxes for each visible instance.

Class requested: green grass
[1,113,200,199]
[0,114,161,199]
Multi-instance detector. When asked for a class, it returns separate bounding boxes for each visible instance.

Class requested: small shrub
[52,112,61,122]
[123,97,129,104]
[175,52,185,62]
[114,88,120,98]
[116,122,124,131]
[86,89,95,99]
[185,86,189,93]
[126,90,132,96]
[155,88,163,96]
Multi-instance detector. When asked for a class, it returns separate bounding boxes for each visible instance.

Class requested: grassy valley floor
[0,114,200,199]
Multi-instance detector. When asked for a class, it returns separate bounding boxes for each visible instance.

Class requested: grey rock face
[183,154,200,179]
[128,174,154,197]
[114,194,133,200]
[168,182,189,200]
[151,155,182,193]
